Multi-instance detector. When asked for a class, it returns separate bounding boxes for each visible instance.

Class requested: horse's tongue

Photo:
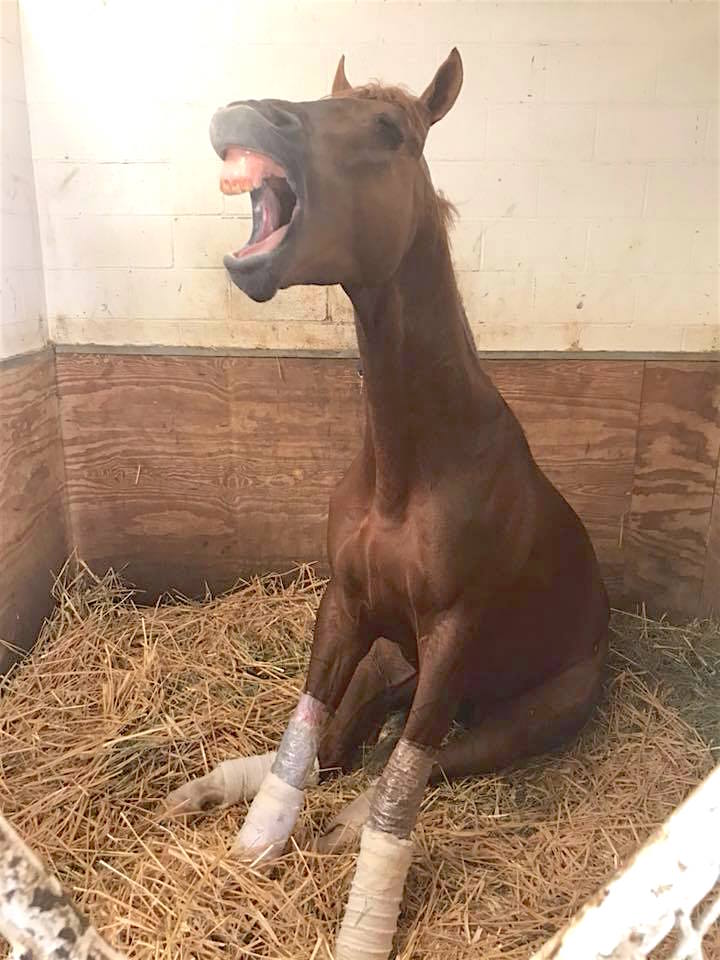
[259,183,281,239]
[220,147,285,195]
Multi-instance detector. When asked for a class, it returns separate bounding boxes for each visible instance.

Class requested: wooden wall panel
[487,360,643,599]
[625,362,720,620]
[56,354,363,598]
[702,466,720,617]
[56,353,641,603]
[0,349,68,671]
[2,350,715,665]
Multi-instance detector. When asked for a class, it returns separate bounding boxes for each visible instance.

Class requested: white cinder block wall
[1,0,47,360]
[17,0,720,355]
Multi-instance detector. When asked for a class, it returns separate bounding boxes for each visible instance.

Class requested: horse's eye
[376,113,404,150]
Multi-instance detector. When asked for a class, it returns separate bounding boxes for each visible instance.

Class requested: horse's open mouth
[220,147,298,262]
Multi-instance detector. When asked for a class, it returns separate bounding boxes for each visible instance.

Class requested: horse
[167,48,610,960]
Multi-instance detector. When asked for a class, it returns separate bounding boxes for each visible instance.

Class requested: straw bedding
[1,561,718,959]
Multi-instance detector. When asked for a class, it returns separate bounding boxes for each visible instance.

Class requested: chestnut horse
[167,48,609,959]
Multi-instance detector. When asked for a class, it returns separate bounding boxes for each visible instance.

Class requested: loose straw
[531,763,720,959]
[0,560,718,959]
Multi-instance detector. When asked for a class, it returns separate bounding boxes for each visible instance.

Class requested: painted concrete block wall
[1,0,47,359]
[19,0,720,355]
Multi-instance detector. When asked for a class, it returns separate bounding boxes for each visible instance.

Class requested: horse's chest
[336,514,413,608]
[335,514,424,622]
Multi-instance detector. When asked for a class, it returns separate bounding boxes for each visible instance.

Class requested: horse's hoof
[315,784,376,854]
[315,822,361,854]
[164,776,225,817]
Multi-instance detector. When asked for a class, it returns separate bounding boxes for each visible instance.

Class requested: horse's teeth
[221,176,255,195]
[220,147,286,197]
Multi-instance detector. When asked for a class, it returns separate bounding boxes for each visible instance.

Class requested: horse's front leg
[231,580,371,862]
[334,612,466,960]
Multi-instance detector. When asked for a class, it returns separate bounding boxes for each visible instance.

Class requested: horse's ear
[419,47,463,125]
[332,54,351,95]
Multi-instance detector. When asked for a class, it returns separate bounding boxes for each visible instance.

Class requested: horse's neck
[346,214,496,514]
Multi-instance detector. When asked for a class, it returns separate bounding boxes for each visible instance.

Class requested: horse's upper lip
[209,102,305,196]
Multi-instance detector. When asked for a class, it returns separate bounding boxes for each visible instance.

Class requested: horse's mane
[435,190,459,232]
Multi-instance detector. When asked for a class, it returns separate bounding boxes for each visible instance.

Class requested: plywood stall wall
[19,0,718,354]
[55,353,719,622]
[0,352,68,670]
[0,0,67,668]
[626,363,720,619]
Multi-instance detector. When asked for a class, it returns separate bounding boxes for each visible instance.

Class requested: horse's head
[210,48,463,302]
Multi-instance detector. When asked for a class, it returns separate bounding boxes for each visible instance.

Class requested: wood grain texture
[486,360,643,599]
[56,354,642,602]
[56,355,364,598]
[0,350,68,670]
[702,464,720,617]
[3,351,715,663]
[625,361,720,619]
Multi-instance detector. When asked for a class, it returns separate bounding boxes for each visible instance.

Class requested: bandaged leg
[231,771,305,861]
[232,692,329,862]
[335,826,413,959]
[316,782,377,854]
[335,739,435,960]
[165,751,320,816]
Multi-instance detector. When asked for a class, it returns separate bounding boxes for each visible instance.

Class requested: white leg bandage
[231,772,305,863]
[335,826,414,960]
[165,752,319,816]
[231,693,328,863]
[217,752,319,799]
[215,753,279,802]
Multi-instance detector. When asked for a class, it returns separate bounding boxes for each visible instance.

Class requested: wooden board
[0,350,68,670]
[486,360,643,599]
[625,361,720,619]
[56,353,642,602]
[702,466,720,617]
[56,355,363,598]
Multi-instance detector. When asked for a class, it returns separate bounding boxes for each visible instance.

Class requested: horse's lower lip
[224,250,286,303]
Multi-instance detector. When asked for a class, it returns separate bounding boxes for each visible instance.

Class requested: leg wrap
[231,772,304,862]
[214,753,278,802]
[165,752,319,816]
[272,692,329,788]
[217,752,319,800]
[232,693,328,861]
[366,738,435,838]
[335,826,413,960]
[335,739,435,958]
